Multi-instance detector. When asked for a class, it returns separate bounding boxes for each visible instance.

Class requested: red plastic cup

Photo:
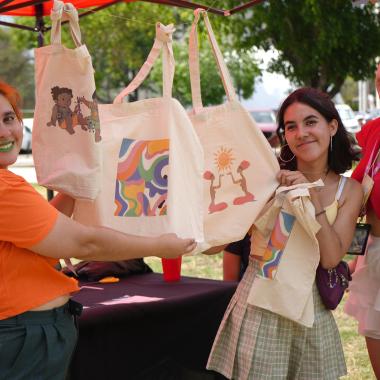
[161,257,182,282]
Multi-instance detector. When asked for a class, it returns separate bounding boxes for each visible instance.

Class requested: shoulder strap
[369,147,380,177]
[50,0,81,47]
[188,9,237,114]
[335,176,347,201]
[113,23,175,103]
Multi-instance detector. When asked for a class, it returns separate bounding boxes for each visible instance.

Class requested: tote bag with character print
[32,0,101,199]
[188,10,280,251]
[73,23,204,242]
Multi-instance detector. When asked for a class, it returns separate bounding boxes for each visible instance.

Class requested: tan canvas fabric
[32,0,101,199]
[187,10,279,252]
[74,23,204,242]
[247,181,323,327]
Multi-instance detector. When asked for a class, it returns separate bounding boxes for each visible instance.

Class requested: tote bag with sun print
[187,9,280,251]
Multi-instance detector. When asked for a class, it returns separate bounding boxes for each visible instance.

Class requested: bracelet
[315,209,326,218]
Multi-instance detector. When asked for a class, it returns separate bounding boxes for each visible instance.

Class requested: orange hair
[0,81,23,121]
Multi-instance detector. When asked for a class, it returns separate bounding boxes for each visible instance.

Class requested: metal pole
[34,3,54,200]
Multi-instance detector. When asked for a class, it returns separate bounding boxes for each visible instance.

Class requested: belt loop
[14,314,21,325]
[68,299,83,330]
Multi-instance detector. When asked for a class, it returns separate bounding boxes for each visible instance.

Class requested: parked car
[366,108,380,122]
[249,108,280,148]
[335,104,361,135]
[21,118,33,153]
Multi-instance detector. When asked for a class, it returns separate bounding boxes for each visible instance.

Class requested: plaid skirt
[207,259,346,380]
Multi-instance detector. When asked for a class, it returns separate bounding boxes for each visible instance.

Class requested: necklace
[315,169,329,192]
[301,168,329,191]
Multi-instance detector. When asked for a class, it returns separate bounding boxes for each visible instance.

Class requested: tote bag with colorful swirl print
[74,23,204,242]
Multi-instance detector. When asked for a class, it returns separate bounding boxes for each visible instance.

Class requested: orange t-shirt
[0,170,79,320]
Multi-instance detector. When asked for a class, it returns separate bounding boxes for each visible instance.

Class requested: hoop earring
[330,135,333,152]
[279,144,295,163]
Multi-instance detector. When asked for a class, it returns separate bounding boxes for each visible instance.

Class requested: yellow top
[324,176,347,225]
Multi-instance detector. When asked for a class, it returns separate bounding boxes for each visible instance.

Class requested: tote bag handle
[188,9,237,114]
[50,0,82,47]
[113,23,175,103]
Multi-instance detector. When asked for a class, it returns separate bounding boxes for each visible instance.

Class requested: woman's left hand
[277,170,309,187]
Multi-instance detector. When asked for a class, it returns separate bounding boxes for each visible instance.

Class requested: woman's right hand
[277,170,309,187]
[155,233,197,259]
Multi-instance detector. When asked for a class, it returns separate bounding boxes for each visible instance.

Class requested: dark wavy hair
[276,87,359,174]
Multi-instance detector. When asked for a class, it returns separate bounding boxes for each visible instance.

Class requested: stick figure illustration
[228,160,255,205]
[203,171,228,214]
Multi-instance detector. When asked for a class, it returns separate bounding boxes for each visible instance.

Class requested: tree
[150,38,260,107]
[0,27,35,109]
[7,2,260,105]
[79,2,260,104]
[224,0,380,97]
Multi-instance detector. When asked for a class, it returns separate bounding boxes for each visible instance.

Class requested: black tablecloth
[69,273,237,380]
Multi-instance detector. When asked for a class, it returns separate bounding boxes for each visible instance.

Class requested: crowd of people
[1,64,380,379]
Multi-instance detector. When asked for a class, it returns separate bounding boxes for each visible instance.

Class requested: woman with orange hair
[0,81,196,379]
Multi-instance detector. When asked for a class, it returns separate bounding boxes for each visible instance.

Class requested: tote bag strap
[50,0,82,48]
[188,9,237,114]
[113,23,175,103]
[366,143,380,177]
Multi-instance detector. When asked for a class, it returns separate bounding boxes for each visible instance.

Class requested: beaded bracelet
[315,209,326,217]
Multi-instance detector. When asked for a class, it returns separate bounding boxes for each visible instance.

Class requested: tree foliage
[222,0,380,97]
[0,28,35,109]
[150,34,260,107]
[79,2,260,104]
[5,2,260,106]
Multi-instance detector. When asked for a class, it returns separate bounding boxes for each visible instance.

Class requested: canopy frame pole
[227,0,266,15]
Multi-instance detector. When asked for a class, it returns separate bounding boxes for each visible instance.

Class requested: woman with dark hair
[207,87,363,379]
[0,81,196,379]
[276,87,358,174]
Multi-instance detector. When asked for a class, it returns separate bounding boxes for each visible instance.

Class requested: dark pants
[0,303,78,380]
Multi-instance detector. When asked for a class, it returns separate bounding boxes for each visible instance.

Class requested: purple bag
[315,261,351,310]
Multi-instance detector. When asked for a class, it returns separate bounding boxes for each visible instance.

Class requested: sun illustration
[214,147,235,173]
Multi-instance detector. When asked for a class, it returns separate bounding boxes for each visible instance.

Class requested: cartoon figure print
[78,91,102,142]
[47,86,101,142]
[204,147,255,214]
[47,86,76,134]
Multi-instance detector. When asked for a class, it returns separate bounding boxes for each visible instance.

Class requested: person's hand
[155,233,197,258]
[277,170,309,187]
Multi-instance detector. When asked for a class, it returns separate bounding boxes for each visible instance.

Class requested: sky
[241,49,294,111]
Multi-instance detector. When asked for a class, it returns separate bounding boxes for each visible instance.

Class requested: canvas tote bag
[74,23,204,242]
[33,0,101,199]
[188,9,280,251]
[247,181,323,327]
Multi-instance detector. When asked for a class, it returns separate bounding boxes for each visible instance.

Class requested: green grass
[146,254,375,379]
